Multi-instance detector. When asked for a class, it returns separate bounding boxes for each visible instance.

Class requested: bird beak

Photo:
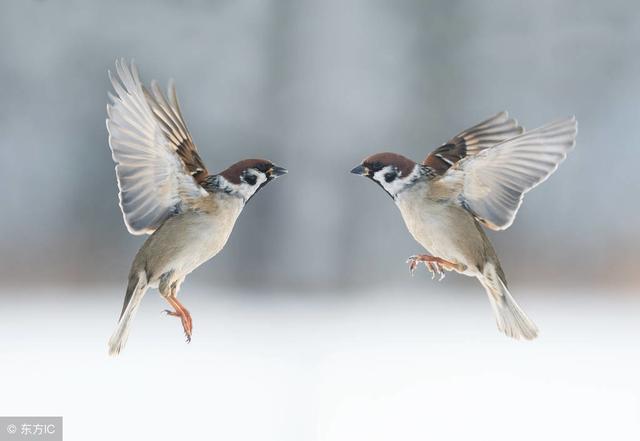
[268,165,288,179]
[350,164,368,176]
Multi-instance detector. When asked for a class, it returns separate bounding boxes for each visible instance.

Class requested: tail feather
[108,271,148,356]
[479,264,538,340]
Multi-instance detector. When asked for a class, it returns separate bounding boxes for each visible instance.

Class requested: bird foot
[163,307,193,343]
[406,254,458,280]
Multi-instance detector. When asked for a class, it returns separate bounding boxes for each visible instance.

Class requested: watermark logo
[0,418,61,441]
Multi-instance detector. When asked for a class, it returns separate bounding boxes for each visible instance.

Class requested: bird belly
[172,209,240,278]
[137,202,242,284]
[397,196,481,277]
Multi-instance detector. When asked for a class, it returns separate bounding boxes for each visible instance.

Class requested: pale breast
[397,193,451,255]
[138,194,244,282]
[395,182,484,272]
[179,195,243,275]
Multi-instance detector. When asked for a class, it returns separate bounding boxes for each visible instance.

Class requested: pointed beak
[268,165,288,179]
[350,164,367,176]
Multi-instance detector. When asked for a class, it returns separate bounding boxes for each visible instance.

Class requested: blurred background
[0,1,639,440]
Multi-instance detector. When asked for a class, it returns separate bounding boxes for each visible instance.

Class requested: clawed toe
[407,256,419,276]
[182,316,193,343]
[426,262,446,281]
[163,301,193,344]
[406,254,452,281]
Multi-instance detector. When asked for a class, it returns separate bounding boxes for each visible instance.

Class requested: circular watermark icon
[6,424,17,434]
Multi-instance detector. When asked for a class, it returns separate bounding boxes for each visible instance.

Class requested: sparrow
[106,59,287,355]
[350,112,577,340]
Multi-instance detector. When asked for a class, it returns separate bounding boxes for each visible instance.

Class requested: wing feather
[451,117,577,230]
[106,59,206,235]
[424,112,524,175]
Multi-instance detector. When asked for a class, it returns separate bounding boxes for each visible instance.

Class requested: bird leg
[163,296,193,343]
[406,254,462,280]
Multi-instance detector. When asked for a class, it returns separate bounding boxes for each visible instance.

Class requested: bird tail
[108,271,148,356]
[478,263,538,340]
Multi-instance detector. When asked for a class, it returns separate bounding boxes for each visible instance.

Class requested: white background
[1,287,638,440]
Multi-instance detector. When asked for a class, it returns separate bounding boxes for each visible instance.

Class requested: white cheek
[387,179,407,195]
[240,173,268,199]
[373,165,421,197]
[256,173,267,187]
[373,168,404,195]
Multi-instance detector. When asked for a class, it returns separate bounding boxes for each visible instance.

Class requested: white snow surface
[1,286,638,440]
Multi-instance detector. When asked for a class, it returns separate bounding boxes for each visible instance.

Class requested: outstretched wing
[449,117,577,230]
[106,59,208,235]
[144,78,208,182]
[424,112,524,175]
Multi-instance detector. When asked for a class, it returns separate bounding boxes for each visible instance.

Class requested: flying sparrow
[350,112,577,340]
[106,60,287,355]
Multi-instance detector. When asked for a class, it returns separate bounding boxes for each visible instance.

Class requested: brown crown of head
[219,159,274,184]
[361,152,416,177]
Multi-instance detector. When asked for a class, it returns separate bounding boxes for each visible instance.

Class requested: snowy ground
[0,286,639,440]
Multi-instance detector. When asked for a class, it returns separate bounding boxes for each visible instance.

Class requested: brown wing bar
[423,112,524,175]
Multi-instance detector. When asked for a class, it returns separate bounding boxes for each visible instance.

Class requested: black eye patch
[244,174,257,186]
[384,172,397,183]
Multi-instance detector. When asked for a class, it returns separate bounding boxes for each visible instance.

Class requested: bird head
[216,159,287,202]
[350,152,421,199]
